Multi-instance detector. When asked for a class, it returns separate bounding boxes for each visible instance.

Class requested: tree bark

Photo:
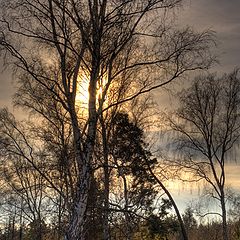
[65,164,91,240]
[221,189,228,240]
[123,175,132,240]
[100,116,110,240]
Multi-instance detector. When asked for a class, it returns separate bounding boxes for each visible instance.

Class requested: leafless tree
[169,69,240,240]
[0,109,64,238]
[0,0,215,239]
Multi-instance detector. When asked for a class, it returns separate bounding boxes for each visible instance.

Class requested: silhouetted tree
[108,112,157,239]
[170,69,240,240]
[147,199,180,240]
[182,207,198,238]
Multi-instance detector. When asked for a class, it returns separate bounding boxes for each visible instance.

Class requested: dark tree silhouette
[170,69,240,240]
[108,112,157,240]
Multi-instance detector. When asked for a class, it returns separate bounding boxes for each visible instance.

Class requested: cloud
[180,0,240,28]
[226,164,240,191]
[0,66,14,107]
[179,0,240,72]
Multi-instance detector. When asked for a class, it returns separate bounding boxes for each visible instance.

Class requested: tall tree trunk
[19,199,23,240]
[221,189,228,240]
[100,116,110,240]
[123,175,132,240]
[64,98,90,240]
[103,161,110,240]
[65,163,91,240]
[65,52,99,239]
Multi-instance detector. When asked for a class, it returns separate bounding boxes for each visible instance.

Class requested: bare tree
[0,0,215,239]
[169,70,240,240]
[0,108,64,238]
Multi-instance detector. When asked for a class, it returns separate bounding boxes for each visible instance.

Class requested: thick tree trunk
[65,164,91,240]
[64,99,88,239]
[64,77,97,239]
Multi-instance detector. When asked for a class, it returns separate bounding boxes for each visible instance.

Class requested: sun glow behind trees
[76,73,89,109]
[76,72,108,113]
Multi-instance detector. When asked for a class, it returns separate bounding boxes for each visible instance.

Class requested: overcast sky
[1,0,240,107]
[180,0,240,72]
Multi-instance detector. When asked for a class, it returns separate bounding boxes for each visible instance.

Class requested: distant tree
[26,219,47,240]
[146,199,180,240]
[194,222,223,240]
[229,192,240,221]
[182,207,198,238]
[228,192,240,240]
[170,69,240,240]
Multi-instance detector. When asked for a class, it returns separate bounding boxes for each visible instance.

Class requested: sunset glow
[75,72,108,108]
[76,73,89,107]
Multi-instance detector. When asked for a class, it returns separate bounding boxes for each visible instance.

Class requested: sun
[75,72,108,109]
[75,73,89,107]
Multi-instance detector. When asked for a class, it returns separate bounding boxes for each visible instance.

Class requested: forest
[0,0,240,240]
